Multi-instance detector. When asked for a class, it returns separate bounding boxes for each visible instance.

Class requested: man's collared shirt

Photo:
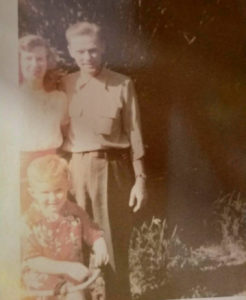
[62,67,144,160]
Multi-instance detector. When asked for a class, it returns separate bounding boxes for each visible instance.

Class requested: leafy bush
[214,192,246,246]
[129,217,190,299]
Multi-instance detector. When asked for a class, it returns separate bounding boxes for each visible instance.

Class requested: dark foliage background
[19,0,246,245]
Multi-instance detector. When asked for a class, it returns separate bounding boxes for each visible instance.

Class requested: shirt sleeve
[122,78,145,160]
[21,217,43,261]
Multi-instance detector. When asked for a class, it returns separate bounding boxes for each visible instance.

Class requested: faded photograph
[18,0,246,300]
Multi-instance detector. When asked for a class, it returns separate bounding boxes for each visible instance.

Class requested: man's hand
[129,177,147,213]
[92,237,109,268]
[65,262,89,283]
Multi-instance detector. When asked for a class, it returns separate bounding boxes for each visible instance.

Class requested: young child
[21,155,108,300]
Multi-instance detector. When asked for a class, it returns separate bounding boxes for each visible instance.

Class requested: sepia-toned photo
[2,0,246,299]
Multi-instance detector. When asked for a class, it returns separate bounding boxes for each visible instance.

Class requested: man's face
[68,35,104,76]
[29,181,68,217]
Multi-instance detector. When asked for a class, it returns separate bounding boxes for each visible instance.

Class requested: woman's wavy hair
[19,34,57,90]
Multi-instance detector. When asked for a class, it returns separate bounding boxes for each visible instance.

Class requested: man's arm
[58,79,70,139]
[129,158,147,212]
[60,92,70,139]
[122,78,148,212]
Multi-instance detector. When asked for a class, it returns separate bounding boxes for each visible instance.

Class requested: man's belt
[82,148,130,160]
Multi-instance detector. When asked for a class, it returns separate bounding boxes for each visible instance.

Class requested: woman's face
[20,46,47,82]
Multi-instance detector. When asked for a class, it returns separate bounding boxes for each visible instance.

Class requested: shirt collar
[75,66,109,92]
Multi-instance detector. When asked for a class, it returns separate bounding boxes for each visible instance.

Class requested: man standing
[62,22,147,300]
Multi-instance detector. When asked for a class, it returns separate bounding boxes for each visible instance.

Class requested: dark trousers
[69,149,134,300]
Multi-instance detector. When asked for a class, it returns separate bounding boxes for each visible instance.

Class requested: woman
[19,34,69,211]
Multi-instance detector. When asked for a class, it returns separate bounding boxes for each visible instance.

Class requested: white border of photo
[0,1,245,300]
[0,0,21,299]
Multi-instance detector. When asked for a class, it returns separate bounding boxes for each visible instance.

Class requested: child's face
[29,181,68,217]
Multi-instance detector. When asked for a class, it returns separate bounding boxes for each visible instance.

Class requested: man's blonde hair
[27,155,70,188]
[65,21,103,43]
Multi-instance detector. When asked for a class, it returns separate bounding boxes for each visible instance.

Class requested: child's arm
[74,204,109,267]
[21,216,89,283]
[24,257,89,283]
[92,237,109,267]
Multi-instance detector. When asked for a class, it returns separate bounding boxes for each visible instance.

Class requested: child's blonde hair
[27,155,70,188]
